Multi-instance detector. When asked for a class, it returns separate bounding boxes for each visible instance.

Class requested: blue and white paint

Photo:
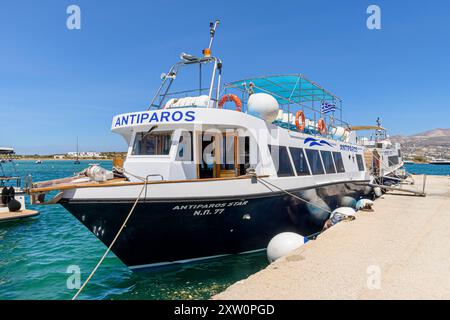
[304,137,335,147]
[113,110,196,128]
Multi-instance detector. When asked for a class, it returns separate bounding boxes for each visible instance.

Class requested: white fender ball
[247,93,280,122]
[356,199,374,211]
[340,196,357,209]
[331,207,356,218]
[327,207,356,228]
[374,187,382,198]
[267,232,305,263]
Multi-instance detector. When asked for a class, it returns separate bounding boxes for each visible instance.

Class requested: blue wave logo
[304,137,334,147]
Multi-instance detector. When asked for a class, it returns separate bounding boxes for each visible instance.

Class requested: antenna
[208,20,220,50]
[203,20,220,57]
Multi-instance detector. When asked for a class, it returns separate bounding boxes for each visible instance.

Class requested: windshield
[132,131,173,156]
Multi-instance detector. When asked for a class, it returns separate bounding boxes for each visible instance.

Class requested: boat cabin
[111,54,368,184]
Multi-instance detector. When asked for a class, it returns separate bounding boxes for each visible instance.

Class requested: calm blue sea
[0,161,448,300]
[404,163,450,176]
[0,160,267,300]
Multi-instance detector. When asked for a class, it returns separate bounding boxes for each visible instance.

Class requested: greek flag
[321,101,336,114]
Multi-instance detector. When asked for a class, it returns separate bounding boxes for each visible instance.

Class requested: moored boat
[350,120,405,184]
[26,23,373,269]
[1,147,39,223]
[429,159,450,165]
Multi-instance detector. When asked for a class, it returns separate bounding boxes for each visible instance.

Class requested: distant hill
[411,128,450,138]
[391,128,450,148]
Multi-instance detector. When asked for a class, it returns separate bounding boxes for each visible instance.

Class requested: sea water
[0,160,267,300]
[0,161,448,300]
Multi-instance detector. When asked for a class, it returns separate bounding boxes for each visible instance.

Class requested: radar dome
[247,93,279,122]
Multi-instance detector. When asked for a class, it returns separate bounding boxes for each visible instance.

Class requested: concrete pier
[213,175,450,300]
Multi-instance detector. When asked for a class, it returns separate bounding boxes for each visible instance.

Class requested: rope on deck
[72,181,148,300]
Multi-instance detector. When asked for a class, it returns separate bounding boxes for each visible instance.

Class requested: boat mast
[147,20,222,110]
[206,20,220,108]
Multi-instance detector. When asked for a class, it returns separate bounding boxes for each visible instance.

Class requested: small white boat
[429,159,450,165]
[1,147,39,223]
[74,137,81,164]
[35,160,43,164]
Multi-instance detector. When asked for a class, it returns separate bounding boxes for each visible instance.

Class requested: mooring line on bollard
[72,181,147,300]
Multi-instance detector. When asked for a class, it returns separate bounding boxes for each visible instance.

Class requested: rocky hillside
[389,128,449,160]
[391,129,450,148]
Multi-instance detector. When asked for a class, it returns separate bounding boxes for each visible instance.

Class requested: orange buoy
[218,94,242,112]
[295,111,306,132]
[318,118,327,135]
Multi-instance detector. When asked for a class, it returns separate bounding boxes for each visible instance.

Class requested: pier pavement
[213,175,450,300]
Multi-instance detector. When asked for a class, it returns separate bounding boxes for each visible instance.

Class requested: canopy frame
[224,74,349,129]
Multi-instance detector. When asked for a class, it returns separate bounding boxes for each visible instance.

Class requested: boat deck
[0,209,40,223]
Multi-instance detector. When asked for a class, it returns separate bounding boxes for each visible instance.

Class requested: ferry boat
[27,23,372,269]
[1,147,39,222]
[429,158,450,165]
[352,120,404,183]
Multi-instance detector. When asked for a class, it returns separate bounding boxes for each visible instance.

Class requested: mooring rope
[255,176,334,241]
[72,181,147,300]
[71,173,339,299]
[256,177,333,214]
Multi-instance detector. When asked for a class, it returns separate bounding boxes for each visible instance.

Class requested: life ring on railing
[295,111,306,132]
[318,118,327,135]
[218,94,242,112]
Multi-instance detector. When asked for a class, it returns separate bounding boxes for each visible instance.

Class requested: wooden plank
[0,209,39,222]
[29,175,269,194]
[369,183,426,196]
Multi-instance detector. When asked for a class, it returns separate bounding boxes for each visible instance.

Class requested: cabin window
[132,131,173,156]
[220,133,236,171]
[289,147,310,176]
[398,149,402,158]
[305,149,325,175]
[176,131,193,161]
[332,152,346,173]
[268,145,295,177]
[388,156,399,166]
[239,136,251,176]
[356,154,365,171]
[320,151,337,174]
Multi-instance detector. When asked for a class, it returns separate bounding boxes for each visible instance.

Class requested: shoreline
[10,158,113,161]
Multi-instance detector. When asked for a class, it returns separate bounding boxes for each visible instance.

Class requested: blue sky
[1,0,449,154]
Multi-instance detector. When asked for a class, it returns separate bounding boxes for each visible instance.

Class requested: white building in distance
[66,152,102,158]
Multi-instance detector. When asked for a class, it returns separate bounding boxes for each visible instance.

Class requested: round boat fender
[218,94,242,112]
[7,186,15,204]
[1,187,9,205]
[267,232,305,263]
[8,199,21,212]
[318,118,327,135]
[295,111,306,132]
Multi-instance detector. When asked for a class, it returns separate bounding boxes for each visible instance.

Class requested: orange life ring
[218,94,242,112]
[295,111,306,132]
[318,118,327,135]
